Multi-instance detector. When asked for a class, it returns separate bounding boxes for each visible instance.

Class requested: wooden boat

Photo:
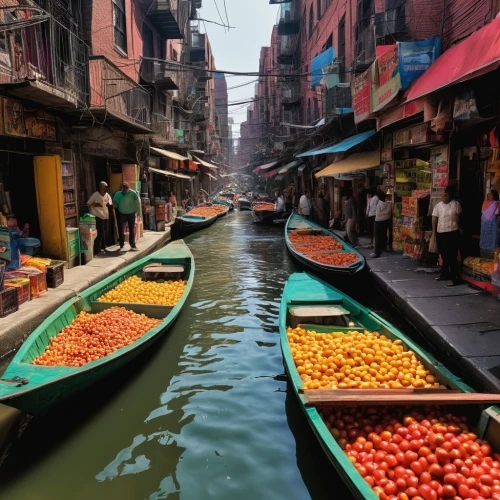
[196,202,229,219]
[280,272,500,500]
[213,199,234,211]
[285,213,365,275]
[238,197,252,211]
[173,212,218,235]
[252,202,276,223]
[0,241,194,415]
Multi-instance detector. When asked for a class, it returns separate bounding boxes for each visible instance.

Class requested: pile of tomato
[322,405,500,500]
[188,205,226,218]
[305,251,359,266]
[253,203,276,211]
[289,231,343,251]
[32,307,162,367]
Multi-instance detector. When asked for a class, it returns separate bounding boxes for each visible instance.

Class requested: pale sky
[199,0,279,137]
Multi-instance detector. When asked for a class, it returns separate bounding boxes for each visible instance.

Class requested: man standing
[298,189,311,219]
[113,182,141,251]
[87,181,112,255]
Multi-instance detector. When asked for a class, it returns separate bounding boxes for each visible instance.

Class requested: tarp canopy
[193,155,218,170]
[278,160,302,174]
[149,167,192,180]
[150,147,188,161]
[297,130,376,158]
[311,47,335,88]
[253,160,280,173]
[261,167,282,179]
[406,17,500,102]
[315,151,380,178]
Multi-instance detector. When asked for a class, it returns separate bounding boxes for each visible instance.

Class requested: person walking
[432,187,462,286]
[341,189,359,247]
[298,189,312,219]
[113,182,141,251]
[366,188,379,249]
[371,191,391,258]
[87,181,112,255]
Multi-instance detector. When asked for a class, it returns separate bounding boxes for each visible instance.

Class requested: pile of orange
[187,205,226,218]
[97,276,186,306]
[287,327,443,391]
[32,307,162,367]
[253,203,275,211]
[289,231,343,251]
[304,252,359,266]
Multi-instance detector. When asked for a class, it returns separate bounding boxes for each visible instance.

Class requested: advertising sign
[398,37,441,89]
[352,69,371,123]
[453,90,479,120]
[371,45,401,113]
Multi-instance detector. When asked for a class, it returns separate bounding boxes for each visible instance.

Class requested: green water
[0,212,354,499]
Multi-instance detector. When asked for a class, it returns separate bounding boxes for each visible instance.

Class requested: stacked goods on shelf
[463,257,495,283]
[392,202,403,251]
[4,277,30,305]
[395,159,429,197]
[7,268,47,298]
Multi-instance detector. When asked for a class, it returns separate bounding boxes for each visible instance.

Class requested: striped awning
[150,147,189,161]
[149,167,192,180]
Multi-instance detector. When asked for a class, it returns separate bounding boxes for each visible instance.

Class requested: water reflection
[0,211,355,500]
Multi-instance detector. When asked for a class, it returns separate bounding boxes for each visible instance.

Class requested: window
[317,0,322,20]
[309,5,313,39]
[172,49,178,62]
[142,24,154,58]
[326,0,333,8]
[338,15,346,82]
[325,34,333,50]
[113,0,127,54]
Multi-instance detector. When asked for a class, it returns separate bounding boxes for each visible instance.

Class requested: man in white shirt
[366,189,379,248]
[87,181,112,255]
[276,192,286,214]
[371,191,392,258]
[299,189,311,218]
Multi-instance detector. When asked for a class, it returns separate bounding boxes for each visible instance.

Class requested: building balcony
[278,3,299,36]
[190,31,206,62]
[278,34,297,65]
[353,22,376,72]
[325,83,352,114]
[281,81,301,107]
[192,100,209,122]
[137,0,188,39]
[140,59,178,90]
[0,15,88,109]
[87,56,151,133]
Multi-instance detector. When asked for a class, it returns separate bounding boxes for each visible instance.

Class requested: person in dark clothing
[371,191,392,258]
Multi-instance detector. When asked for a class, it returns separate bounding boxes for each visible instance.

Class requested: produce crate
[5,279,30,305]
[0,287,18,317]
[46,261,65,288]
[26,272,47,298]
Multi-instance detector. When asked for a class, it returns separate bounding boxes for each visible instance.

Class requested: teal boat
[279,273,500,500]
[212,199,234,211]
[285,213,365,275]
[0,240,194,415]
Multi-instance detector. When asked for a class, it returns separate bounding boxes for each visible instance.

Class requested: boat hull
[252,209,276,223]
[285,213,365,275]
[173,213,218,235]
[279,272,473,500]
[0,241,194,415]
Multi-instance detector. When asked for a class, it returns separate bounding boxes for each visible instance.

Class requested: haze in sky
[199,0,279,138]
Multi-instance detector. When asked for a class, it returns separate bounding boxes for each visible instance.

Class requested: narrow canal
[0,211,433,500]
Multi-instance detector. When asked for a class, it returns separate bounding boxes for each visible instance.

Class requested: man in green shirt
[113,183,141,251]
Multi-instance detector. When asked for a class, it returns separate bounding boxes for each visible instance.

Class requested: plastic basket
[46,261,65,288]
[5,280,30,305]
[26,273,47,298]
[0,287,18,317]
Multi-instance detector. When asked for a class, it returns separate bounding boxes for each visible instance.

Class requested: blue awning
[278,160,302,175]
[311,47,335,88]
[296,130,376,158]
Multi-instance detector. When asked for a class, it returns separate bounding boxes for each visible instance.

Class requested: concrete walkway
[343,233,500,393]
[0,229,171,358]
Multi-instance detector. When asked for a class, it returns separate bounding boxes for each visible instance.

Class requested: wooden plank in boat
[303,390,500,407]
[91,301,173,319]
[290,306,350,317]
[292,229,323,235]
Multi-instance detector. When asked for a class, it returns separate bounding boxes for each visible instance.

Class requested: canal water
[0,211,433,500]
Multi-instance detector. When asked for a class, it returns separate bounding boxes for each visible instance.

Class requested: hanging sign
[430,145,449,188]
[453,90,479,120]
[352,69,371,124]
[371,45,401,113]
[398,37,441,89]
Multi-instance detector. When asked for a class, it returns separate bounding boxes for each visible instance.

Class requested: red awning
[261,167,281,179]
[406,17,500,102]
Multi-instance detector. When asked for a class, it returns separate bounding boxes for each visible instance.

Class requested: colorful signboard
[430,145,449,188]
[352,69,371,124]
[1,97,56,140]
[398,37,441,89]
[453,90,479,120]
[371,45,401,113]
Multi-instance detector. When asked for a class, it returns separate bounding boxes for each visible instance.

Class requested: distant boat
[238,197,252,211]
[252,202,276,223]
[285,213,365,275]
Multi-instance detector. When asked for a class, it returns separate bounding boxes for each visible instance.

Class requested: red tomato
[373,486,388,499]
[365,476,375,487]
[480,473,493,486]
[405,451,419,466]
[458,484,470,498]
[471,467,485,478]
[428,464,444,478]
[399,441,410,452]
[460,466,471,477]
[443,464,457,475]
[444,473,460,486]
[381,431,393,441]
[441,484,457,498]
[426,454,438,465]
[410,462,423,475]
[385,481,398,495]
[387,443,400,455]
[453,459,466,470]
[469,443,481,455]
[356,465,367,477]
[418,484,437,500]
[479,484,492,498]
[436,448,450,465]
[386,455,398,468]
[407,476,419,488]
[392,435,403,445]
[466,477,478,489]
[418,447,432,458]
[394,466,407,479]
[467,488,480,498]
[409,440,425,452]
[375,451,388,463]
[419,472,431,485]
[396,478,407,490]
[396,452,406,464]
[448,449,462,461]
[405,487,419,498]
[374,469,387,482]
[398,494,409,500]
